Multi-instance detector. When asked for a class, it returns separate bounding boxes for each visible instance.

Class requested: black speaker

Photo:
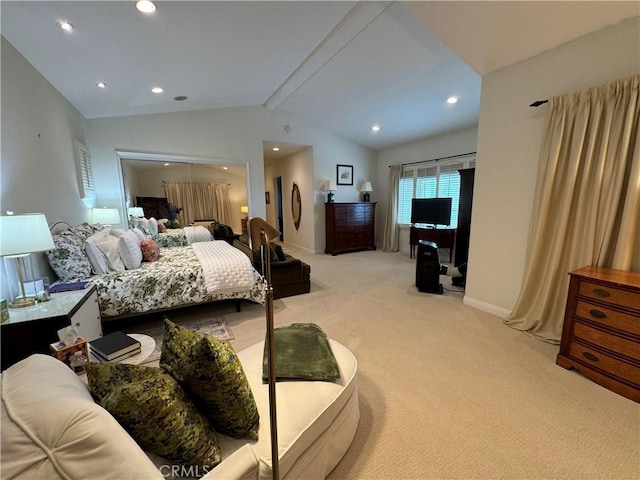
[416,240,443,294]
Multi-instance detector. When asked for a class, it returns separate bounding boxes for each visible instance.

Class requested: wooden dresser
[325,202,376,255]
[557,266,640,402]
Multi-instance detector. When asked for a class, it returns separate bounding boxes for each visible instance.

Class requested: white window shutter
[74,139,95,200]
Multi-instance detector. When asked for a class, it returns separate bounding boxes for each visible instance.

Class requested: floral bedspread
[88,246,265,318]
[151,229,188,248]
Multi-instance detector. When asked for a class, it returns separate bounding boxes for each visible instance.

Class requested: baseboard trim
[463,296,512,318]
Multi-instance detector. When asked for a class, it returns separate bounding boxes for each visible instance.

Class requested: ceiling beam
[264,0,393,110]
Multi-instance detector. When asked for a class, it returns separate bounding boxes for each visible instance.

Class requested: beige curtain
[383,165,402,252]
[164,181,232,225]
[505,75,640,343]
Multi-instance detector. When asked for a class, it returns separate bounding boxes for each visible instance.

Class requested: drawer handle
[588,309,606,319]
[592,288,610,298]
[582,351,599,362]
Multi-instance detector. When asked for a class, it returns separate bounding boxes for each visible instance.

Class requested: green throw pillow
[85,362,221,470]
[262,323,341,382]
[160,319,260,440]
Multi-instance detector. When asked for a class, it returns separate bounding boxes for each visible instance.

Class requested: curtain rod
[390,151,476,168]
[530,99,548,107]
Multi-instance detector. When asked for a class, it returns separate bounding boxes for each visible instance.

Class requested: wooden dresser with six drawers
[557,266,640,402]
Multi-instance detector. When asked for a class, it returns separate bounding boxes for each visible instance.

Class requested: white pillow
[96,237,125,272]
[109,228,127,238]
[131,227,146,243]
[157,218,169,225]
[84,229,112,274]
[148,217,159,235]
[117,230,143,270]
[135,217,150,235]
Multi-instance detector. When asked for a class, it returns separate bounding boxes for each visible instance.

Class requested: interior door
[275,176,284,241]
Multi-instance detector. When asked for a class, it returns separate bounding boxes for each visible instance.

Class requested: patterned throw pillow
[85,362,221,470]
[160,319,260,440]
[46,230,92,282]
[141,238,160,262]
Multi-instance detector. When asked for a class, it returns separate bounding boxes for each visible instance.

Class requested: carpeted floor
[114,245,640,479]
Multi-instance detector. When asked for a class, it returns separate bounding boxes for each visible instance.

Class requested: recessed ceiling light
[96,82,107,89]
[371,124,380,132]
[164,163,170,166]
[136,1,157,13]
[223,167,228,170]
[272,147,280,152]
[447,96,459,104]
[151,87,164,94]
[58,21,74,32]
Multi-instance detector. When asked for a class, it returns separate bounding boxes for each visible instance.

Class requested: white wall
[0,38,91,298]
[376,127,479,253]
[465,17,640,317]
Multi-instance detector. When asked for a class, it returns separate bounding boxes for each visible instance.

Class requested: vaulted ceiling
[2,1,638,152]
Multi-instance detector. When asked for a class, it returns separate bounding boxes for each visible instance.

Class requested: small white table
[88,333,156,364]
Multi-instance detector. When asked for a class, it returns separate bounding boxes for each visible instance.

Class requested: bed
[45,223,265,320]
[151,225,213,248]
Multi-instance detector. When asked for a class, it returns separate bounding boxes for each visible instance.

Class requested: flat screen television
[411,197,452,226]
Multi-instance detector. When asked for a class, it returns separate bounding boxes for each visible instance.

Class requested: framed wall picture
[337,164,353,185]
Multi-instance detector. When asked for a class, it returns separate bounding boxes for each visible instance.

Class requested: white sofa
[1,340,359,480]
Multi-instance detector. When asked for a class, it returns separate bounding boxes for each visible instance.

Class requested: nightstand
[1,286,103,370]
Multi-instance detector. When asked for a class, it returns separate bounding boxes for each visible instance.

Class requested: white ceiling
[2,1,638,153]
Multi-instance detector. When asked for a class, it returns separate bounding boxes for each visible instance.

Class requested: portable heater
[415,240,443,294]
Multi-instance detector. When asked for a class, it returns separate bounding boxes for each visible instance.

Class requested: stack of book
[89,332,141,362]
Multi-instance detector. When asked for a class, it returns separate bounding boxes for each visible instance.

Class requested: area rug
[138,317,235,364]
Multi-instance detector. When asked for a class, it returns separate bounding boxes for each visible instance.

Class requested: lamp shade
[128,207,144,218]
[325,180,337,191]
[93,208,120,225]
[0,213,55,257]
[360,181,373,193]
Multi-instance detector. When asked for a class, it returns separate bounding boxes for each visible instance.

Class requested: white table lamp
[127,207,144,218]
[0,213,55,308]
[325,180,337,203]
[360,181,373,202]
[93,208,120,226]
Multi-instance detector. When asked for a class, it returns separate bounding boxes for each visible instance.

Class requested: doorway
[275,176,284,241]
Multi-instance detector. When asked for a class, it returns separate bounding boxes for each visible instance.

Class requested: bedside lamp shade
[128,207,144,218]
[93,208,120,226]
[0,213,54,257]
[0,213,55,308]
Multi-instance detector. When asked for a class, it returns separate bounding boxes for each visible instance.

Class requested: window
[74,139,95,200]
[398,156,475,228]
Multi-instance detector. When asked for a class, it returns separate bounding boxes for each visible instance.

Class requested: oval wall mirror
[291,183,301,230]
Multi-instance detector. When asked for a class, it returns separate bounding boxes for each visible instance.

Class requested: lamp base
[362,192,370,202]
[9,296,37,309]
[327,192,335,203]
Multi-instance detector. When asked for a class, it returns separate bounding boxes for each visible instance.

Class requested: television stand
[409,226,456,261]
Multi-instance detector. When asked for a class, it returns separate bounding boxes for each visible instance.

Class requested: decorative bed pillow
[131,227,146,242]
[262,323,341,382]
[85,229,112,274]
[46,230,92,282]
[160,319,260,440]
[148,217,159,235]
[85,362,221,471]
[141,238,161,262]
[117,230,143,270]
[157,222,167,233]
[96,236,125,272]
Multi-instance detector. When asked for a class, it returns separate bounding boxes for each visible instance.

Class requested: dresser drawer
[578,280,640,309]
[575,300,640,336]
[573,322,639,360]
[569,341,640,385]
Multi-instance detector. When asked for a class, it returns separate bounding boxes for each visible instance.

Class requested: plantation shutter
[74,139,95,200]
